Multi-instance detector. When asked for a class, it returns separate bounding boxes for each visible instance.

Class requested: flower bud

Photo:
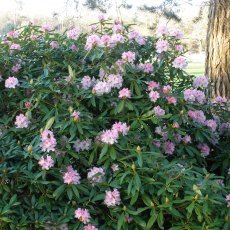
[165,197,169,203]
[136,146,141,153]
[27,145,33,154]
[131,163,136,171]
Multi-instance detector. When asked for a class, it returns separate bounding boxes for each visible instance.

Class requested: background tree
[205,0,230,99]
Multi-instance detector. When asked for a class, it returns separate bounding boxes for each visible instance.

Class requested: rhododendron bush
[0,19,229,230]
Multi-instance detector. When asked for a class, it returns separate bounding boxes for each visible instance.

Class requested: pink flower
[38,155,54,170]
[226,194,230,208]
[182,135,192,144]
[110,34,125,46]
[213,96,227,104]
[205,119,217,132]
[197,143,210,157]
[172,122,179,128]
[25,102,31,108]
[84,225,98,230]
[74,139,92,152]
[107,74,123,89]
[87,167,105,184]
[10,43,21,50]
[172,56,187,69]
[30,34,38,41]
[15,114,30,128]
[112,122,129,136]
[101,129,119,145]
[7,31,19,38]
[50,41,59,49]
[63,165,80,184]
[98,14,106,22]
[100,34,111,47]
[138,63,153,73]
[188,110,206,124]
[153,106,165,116]
[70,44,77,51]
[148,81,159,91]
[104,189,121,207]
[71,110,80,121]
[175,44,184,52]
[170,29,183,39]
[41,25,52,32]
[74,208,90,224]
[149,91,160,102]
[122,51,135,63]
[193,76,208,88]
[111,164,119,172]
[93,81,111,95]
[153,140,161,148]
[60,224,68,230]
[67,28,81,40]
[156,40,170,53]
[163,141,175,155]
[85,34,101,50]
[184,89,206,104]
[166,96,177,105]
[162,85,172,94]
[40,130,57,152]
[118,88,131,99]
[219,122,230,134]
[128,31,146,45]
[81,76,94,89]
[112,24,124,33]
[12,62,21,73]
[5,76,19,88]
[156,25,168,36]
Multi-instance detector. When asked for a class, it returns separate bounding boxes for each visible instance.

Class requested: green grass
[186,53,205,76]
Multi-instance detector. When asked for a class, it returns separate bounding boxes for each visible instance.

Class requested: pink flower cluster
[87,167,105,184]
[138,63,153,73]
[41,25,52,32]
[107,74,123,89]
[84,225,98,230]
[15,114,30,128]
[74,139,92,152]
[38,155,54,170]
[75,208,91,224]
[71,110,80,121]
[226,194,230,208]
[81,76,95,90]
[12,62,21,73]
[5,76,19,88]
[63,165,80,184]
[213,96,227,104]
[111,163,119,172]
[40,130,57,152]
[205,119,217,132]
[93,81,111,95]
[121,51,135,63]
[166,96,177,105]
[50,41,59,49]
[163,141,175,155]
[156,40,170,53]
[85,34,101,50]
[101,122,129,144]
[148,81,159,91]
[176,44,184,52]
[112,24,124,33]
[193,75,209,88]
[7,31,19,38]
[118,88,131,99]
[172,56,187,69]
[104,188,121,207]
[162,85,172,94]
[10,43,21,50]
[67,28,81,40]
[156,25,168,36]
[153,106,165,116]
[149,91,160,102]
[128,31,146,45]
[197,143,210,157]
[170,29,183,39]
[184,89,206,104]
[188,110,206,124]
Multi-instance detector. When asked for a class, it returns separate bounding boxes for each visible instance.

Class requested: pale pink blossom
[41,25,52,32]
[166,96,177,105]
[205,119,217,132]
[59,224,68,230]
[15,114,30,128]
[153,140,161,148]
[71,110,80,121]
[163,141,175,155]
[50,41,59,49]
[162,85,172,94]
[74,208,90,224]
[148,81,159,91]
[153,106,165,116]
[184,89,206,104]
[170,29,183,39]
[104,189,121,207]
[112,122,129,136]
[25,102,31,108]
[107,74,123,89]
[10,43,21,50]
[172,56,187,69]
[172,122,179,128]
[156,40,170,53]
[156,25,168,36]
[70,44,77,51]
[38,155,54,170]
[63,165,80,184]
[85,34,101,50]
[188,110,206,124]
[118,88,131,99]
[213,96,227,104]
[110,34,125,46]
[128,31,146,45]
[81,75,94,89]
[138,63,153,73]
[149,91,160,102]
[122,51,135,63]
[84,225,98,230]
[74,139,92,152]
[67,28,81,40]
[112,24,124,33]
[87,167,105,184]
[93,81,111,95]
[98,14,106,22]
[193,76,209,88]
[100,34,111,47]
[7,31,19,38]
[197,143,210,157]
[175,44,184,52]
[101,129,119,145]
[111,163,119,172]
[219,122,230,134]
[40,130,57,152]
[30,34,38,41]
[182,135,192,144]
[226,194,230,208]
[5,76,19,88]
[12,62,21,73]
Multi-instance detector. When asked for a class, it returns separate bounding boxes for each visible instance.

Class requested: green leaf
[53,185,66,200]
[45,116,55,130]
[146,212,158,229]
[117,212,124,230]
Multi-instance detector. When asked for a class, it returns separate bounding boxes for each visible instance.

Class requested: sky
[0,0,204,17]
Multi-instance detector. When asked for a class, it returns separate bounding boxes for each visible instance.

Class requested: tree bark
[205,0,230,99]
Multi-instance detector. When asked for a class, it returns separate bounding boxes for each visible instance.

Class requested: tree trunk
[205,0,230,99]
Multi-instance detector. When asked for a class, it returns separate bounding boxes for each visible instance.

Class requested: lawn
[186,53,205,76]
